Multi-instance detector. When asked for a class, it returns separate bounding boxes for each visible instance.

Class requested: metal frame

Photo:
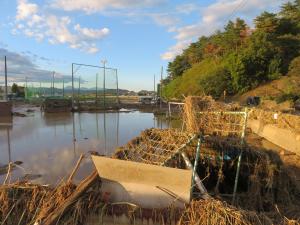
[197,109,248,203]
[71,63,119,110]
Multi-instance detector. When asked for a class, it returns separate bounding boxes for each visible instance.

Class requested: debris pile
[249,108,300,133]
[183,96,244,136]
[178,199,273,225]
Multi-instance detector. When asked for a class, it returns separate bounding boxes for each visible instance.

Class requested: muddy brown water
[0,107,175,185]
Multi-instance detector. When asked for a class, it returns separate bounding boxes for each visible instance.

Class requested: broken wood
[67,153,85,183]
[3,162,12,184]
[41,170,99,225]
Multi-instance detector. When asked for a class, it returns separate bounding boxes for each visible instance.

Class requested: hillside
[234,75,300,103]
[162,1,300,102]
[163,59,230,99]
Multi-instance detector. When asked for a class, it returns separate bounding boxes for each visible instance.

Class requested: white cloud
[13,1,110,54]
[74,24,110,39]
[51,0,166,13]
[161,0,289,61]
[151,14,180,27]
[176,3,200,14]
[161,40,191,60]
[16,0,38,20]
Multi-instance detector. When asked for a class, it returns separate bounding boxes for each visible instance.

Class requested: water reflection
[0,110,172,185]
[0,116,12,164]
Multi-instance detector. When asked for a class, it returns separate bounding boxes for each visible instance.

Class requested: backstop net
[72,63,119,110]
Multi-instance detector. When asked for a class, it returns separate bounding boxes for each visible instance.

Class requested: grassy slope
[164,56,300,103]
[233,75,300,103]
[163,59,222,100]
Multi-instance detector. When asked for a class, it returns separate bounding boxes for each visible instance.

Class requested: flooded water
[0,107,174,185]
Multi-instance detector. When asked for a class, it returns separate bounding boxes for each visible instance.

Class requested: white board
[91,156,192,209]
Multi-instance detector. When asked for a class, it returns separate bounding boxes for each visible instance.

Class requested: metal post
[25,77,28,99]
[191,136,201,197]
[181,152,209,199]
[78,76,81,98]
[160,66,163,109]
[39,82,42,97]
[232,108,248,204]
[62,79,65,97]
[52,71,55,96]
[154,75,156,99]
[96,73,98,106]
[103,61,106,109]
[116,69,119,105]
[71,63,74,109]
[4,56,8,101]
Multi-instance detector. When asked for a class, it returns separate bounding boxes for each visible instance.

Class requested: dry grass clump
[35,181,76,223]
[178,199,273,225]
[0,182,50,225]
[183,96,220,133]
[249,109,300,133]
[183,96,245,136]
[47,178,104,225]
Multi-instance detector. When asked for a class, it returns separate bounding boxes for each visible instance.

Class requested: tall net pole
[116,69,119,104]
[72,63,74,109]
[4,56,8,101]
[96,73,98,106]
[101,60,107,109]
[52,71,55,96]
[160,66,163,109]
[154,74,156,98]
[62,79,65,97]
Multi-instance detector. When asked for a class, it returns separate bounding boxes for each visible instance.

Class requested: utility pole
[101,59,107,109]
[160,66,163,109]
[4,56,8,101]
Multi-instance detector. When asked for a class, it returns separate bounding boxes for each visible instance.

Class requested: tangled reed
[179,199,273,225]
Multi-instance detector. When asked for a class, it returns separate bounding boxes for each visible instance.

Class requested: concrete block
[0,101,12,116]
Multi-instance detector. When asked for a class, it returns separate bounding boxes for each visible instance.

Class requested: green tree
[278,1,300,35]
[167,55,191,78]
[11,83,18,93]
[227,32,282,92]
[254,12,279,33]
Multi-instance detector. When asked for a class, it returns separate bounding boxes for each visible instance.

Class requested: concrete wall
[248,119,300,155]
[0,101,12,116]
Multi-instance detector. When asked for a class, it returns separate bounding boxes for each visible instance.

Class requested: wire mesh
[196,111,247,137]
[115,128,195,166]
[72,64,118,109]
[183,96,246,138]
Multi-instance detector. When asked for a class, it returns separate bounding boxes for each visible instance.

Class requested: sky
[0,0,290,91]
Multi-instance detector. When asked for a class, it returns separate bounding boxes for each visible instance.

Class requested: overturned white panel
[91,156,192,209]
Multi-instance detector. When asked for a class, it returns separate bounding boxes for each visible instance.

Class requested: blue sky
[0,0,289,91]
